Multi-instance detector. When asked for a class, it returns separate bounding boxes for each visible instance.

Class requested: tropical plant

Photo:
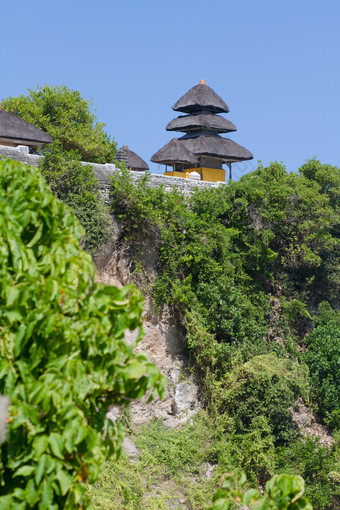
[0,159,166,509]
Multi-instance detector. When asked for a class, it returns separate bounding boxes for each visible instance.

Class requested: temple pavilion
[151,80,253,182]
[0,110,53,148]
[115,145,149,171]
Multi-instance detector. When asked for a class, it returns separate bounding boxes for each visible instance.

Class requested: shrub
[276,437,339,509]
[303,304,340,429]
[212,470,312,510]
[219,354,308,444]
[0,159,166,509]
[39,144,111,253]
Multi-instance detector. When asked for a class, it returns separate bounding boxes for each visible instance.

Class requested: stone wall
[0,145,224,203]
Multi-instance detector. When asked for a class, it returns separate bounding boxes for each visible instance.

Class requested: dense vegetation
[0,159,166,509]
[1,86,117,253]
[0,86,339,506]
[108,160,340,509]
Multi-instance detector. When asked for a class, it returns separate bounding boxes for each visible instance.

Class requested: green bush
[276,437,339,509]
[303,304,340,429]
[212,470,312,510]
[218,354,308,445]
[39,144,111,253]
[0,159,166,509]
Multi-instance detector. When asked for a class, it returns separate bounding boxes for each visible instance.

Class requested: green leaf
[5,285,19,306]
[56,469,72,496]
[13,465,35,477]
[33,435,49,458]
[0,496,12,510]
[243,488,261,505]
[35,454,48,486]
[26,479,40,506]
[212,496,229,510]
[38,479,53,510]
[49,433,64,459]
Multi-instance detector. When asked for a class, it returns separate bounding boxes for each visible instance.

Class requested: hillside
[88,161,339,509]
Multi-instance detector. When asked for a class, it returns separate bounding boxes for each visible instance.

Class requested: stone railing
[0,145,224,202]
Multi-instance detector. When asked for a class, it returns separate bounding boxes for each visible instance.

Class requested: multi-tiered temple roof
[151,80,253,181]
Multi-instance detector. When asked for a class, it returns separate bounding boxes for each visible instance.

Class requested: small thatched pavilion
[151,138,198,172]
[115,145,149,171]
[0,110,53,148]
[151,80,253,182]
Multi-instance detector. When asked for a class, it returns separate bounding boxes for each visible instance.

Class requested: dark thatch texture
[0,110,53,146]
[166,114,236,133]
[115,145,149,171]
[179,135,253,162]
[151,138,198,166]
[173,83,229,114]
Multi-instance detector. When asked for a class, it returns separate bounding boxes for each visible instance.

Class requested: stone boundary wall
[0,145,224,202]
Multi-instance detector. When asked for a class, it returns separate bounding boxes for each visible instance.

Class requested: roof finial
[199,79,206,85]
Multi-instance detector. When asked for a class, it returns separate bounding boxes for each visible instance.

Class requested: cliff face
[94,221,202,429]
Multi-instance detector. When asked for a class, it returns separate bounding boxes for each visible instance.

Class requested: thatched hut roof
[166,114,236,134]
[151,138,198,166]
[115,145,149,171]
[179,135,253,162]
[0,110,53,146]
[173,80,229,114]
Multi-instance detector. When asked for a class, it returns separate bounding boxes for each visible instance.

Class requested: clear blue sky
[2,0,340,179]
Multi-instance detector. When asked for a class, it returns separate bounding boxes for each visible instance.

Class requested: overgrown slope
[104,160,339,509]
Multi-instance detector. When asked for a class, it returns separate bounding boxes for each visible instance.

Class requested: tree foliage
[0,159,166,509]
[1,85,116,163]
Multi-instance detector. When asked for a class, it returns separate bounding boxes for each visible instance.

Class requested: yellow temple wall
[164,167,225,183]
[164,171,189,178]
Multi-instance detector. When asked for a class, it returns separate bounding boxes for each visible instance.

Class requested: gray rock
[173,382,198,415]
[122,436,140,462]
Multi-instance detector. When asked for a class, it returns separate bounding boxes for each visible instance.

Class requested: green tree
[212,470,312,510]
[1,85,117,163]
[0,159,166,509]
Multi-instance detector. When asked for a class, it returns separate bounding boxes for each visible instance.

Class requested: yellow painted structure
[164,167,226,183]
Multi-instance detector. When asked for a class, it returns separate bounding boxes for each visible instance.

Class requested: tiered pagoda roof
[166,114,236,134]
[151,80,253,174]
[172,81,230,114]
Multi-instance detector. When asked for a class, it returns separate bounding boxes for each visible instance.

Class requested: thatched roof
[0,110,53,146]
[166,114,236,134]
[179,135,253,162]
[115,145,149,171]
[173,80,229,114]
[151,138,198,166]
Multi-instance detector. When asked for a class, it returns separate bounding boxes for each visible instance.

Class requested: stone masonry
[0,145,224,203]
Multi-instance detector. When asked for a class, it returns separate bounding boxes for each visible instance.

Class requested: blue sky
[2,0,340,179]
